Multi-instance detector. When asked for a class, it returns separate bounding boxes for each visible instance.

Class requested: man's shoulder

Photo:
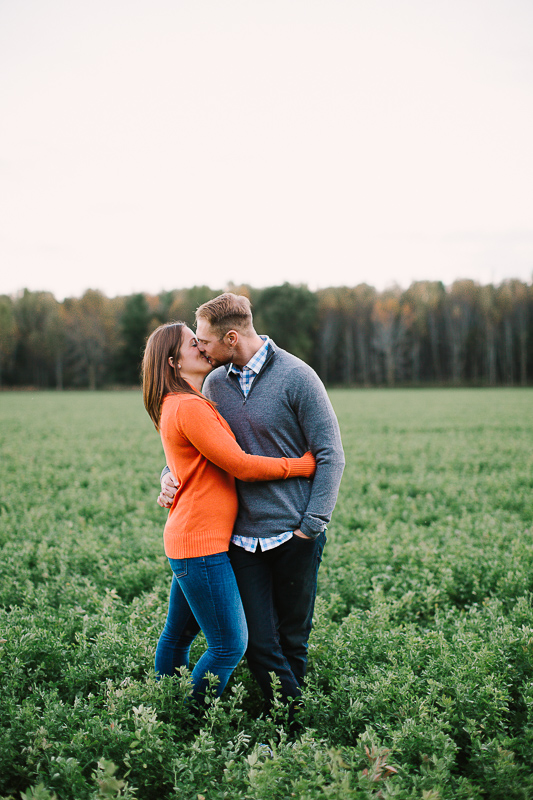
[203,366,227,385]
[203,366,229,397]
[268,343,322,386]
[268,341,312,371]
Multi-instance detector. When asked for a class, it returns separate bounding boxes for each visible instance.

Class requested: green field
[1,389,532,799]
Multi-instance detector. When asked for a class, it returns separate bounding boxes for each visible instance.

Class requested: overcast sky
[1,0,532,300]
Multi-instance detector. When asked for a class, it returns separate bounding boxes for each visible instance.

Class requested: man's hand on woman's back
[158,472,179,508]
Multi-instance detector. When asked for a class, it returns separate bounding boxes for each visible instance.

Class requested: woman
[142,322,316,702]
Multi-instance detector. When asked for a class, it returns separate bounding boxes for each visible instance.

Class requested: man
[159,293,344,716]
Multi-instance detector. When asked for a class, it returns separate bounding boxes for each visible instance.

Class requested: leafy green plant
[1,388,532,798]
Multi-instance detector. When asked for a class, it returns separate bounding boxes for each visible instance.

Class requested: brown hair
[195,292,254,339]
[142,322,204,430]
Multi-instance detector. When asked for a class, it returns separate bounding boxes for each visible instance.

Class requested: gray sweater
[202,340,345,539]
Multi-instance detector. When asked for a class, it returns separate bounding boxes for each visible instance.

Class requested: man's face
[195,319,234,368]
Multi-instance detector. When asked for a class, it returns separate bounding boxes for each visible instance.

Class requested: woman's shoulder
[163,391,205,404]
[161,392,214,433]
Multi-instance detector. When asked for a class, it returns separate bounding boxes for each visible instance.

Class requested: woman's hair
[142,322,203,430]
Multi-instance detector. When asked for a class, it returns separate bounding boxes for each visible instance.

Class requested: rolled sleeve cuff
[299,518,326,539]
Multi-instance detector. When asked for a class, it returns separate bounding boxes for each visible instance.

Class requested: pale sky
[1,0,532,300]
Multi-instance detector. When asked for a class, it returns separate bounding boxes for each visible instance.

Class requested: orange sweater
[159,392,315,558]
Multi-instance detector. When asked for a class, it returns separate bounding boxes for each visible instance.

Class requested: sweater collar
[225,337,278,377]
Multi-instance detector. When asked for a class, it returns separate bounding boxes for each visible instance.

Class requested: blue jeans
[228,531,326,708]
[155,552,248,700]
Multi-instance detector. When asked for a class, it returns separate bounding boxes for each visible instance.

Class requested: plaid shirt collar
[228,335,270,377]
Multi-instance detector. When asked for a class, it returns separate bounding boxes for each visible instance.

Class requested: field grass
[1,388,532,800]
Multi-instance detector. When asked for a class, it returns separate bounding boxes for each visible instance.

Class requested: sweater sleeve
[177,397,316,482]
[291,368,345,538]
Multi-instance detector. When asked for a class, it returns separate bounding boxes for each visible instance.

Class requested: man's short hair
[196,293,254,339]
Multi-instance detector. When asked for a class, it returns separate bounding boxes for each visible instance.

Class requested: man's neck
[231,334,265,367]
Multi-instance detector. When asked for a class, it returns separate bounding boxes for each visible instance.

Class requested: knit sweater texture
[159,392,315,558]
[202,340,345,539]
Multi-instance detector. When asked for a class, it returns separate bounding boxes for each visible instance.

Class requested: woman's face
[177,327,213,378]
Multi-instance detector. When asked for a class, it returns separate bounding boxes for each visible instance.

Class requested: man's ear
[223,330,239,347]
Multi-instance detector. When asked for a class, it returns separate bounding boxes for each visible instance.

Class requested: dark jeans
[228,531,326,707]
[155,552,248,701]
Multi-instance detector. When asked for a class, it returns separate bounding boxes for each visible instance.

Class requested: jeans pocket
[168,558,187,579]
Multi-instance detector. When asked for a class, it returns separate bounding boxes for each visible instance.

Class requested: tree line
[0,279,531,389]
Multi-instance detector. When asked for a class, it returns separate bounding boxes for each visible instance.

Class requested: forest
[0,279,531,389]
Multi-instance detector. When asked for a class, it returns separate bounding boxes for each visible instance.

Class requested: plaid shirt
[229,336,294,553]
[228,335,270,397]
